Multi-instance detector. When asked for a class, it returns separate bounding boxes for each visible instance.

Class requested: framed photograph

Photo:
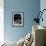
[12,12,24,27]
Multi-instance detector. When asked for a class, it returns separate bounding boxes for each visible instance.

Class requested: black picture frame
[12,12,24,27]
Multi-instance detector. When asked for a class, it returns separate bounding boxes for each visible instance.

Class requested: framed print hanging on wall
[12,12,24,27]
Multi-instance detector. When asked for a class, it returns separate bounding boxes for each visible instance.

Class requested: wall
[40,0,46,27]
[4,0,40,42]
[0,0,4,42]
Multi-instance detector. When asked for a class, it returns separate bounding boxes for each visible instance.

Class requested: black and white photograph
[12,12,24,27]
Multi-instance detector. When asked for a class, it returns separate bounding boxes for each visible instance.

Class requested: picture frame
[12,12,24,27]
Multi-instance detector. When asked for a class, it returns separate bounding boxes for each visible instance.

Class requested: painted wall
[40,0,46,27]
[0,0,4,42]
[4,0,40,42]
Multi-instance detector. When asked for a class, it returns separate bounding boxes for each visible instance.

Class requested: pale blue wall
[40,0,46,27]
[4,0,40,42]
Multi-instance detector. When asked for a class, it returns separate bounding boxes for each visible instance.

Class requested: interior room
[0,0,46,46]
